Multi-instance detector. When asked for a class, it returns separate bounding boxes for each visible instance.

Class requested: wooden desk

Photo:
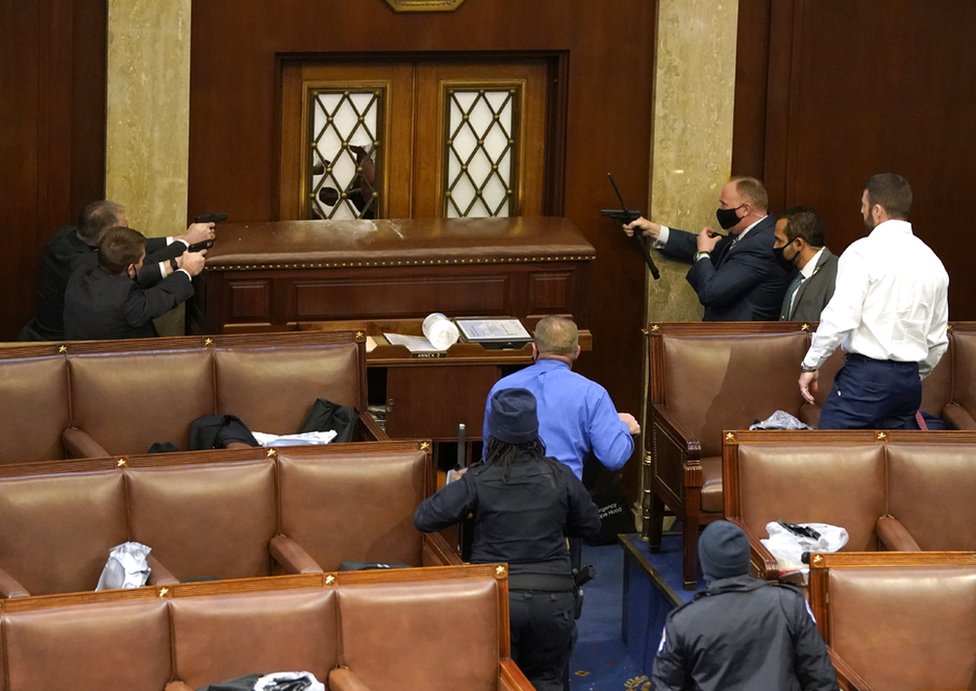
[296,319,592,446]
[187,217,595,335]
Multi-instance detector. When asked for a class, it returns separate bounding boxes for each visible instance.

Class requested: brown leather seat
[0,565,533,691]
[723,434,886,578]
[646,323,814,588]
[808,552,976,691]
[334,577,503,691]
[0,469,127,595]
[0,442,458,598]
[881,442,976,551]
[169,587,338,688]
[2,597,171,691]
[0,331,380,464]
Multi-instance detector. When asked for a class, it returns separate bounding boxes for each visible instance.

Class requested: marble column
[645,0,740,323]
[637,0,740,531]
[105,0,192,335]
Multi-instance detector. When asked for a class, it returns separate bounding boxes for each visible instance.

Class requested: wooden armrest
[876,515,922,551]
[0,565,30,598]
[828,647,871,691]
[727,519,780,579]
[422,532,463,566]
[651,404,702,461]
[62,426,110,459]
[942,402,976,430]
[329,667,374,691]
[270,534,324,574]
[147,554,179,585]
[499,658,535,690]
[356,410,389,441]
[164,682,195,691]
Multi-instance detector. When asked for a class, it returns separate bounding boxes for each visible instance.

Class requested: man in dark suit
[63,226,206,340]
[19,200,216,341]
[625,176,791,321]
[773,206,839,322]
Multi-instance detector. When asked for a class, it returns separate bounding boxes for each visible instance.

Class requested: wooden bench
[0,330,384,464]
[644,320,959,588]
[0,442,459,598]
[723,429,976,580]
[0,564,532,691]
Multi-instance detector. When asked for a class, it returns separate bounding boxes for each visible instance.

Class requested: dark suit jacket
[662,215,791,321]
[63,265,195,341]
[780,247,839,322]
[22,227,178,341]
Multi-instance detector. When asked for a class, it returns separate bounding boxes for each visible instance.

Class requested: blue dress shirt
[483,358,634,479]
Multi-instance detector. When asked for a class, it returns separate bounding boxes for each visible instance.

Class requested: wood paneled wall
[185,1,658,436]
[735,0,976,319]
[6,1,975,497]
[0,1,107,340]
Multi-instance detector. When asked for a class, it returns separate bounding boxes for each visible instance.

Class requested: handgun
[194,212,228,224]
[187,212,227,252]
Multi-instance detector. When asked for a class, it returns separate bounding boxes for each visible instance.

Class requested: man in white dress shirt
[798,173,949,429]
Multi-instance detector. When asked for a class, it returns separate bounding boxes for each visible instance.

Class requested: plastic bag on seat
[95,541,152,590]
[761,521,848,584]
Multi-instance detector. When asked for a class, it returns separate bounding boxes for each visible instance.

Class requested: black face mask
[771,241,797,272]
[715,204,744,230]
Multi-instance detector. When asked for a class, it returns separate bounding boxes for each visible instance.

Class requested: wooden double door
[279,58,553,221]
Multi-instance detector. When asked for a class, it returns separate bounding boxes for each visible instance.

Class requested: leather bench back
[1,597,171,691]
[0,566,508,691]
[0,354,69,462]
[950,330,976,414]
[660,332,809,456]
[126,459,278,580]
[0,331,367,463]
[0,469,127,594]
[68,348,215,454]
[277,447,427,569]
[337,577,502,691]
[169,586,338,688]
[214,342,362,435]
[887,443,976,550]
[734,442,885,551]
[826,564,976,690]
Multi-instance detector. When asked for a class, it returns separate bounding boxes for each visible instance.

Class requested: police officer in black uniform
[414,388,600,691]
[652,520,839,690]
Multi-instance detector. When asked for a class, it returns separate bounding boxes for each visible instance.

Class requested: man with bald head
[483,315,639,481]
[625,176,791,321]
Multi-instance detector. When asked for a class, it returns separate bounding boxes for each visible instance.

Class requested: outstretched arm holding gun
[602,173,660,279]
[186,212,227,252]
[155,212,226,277]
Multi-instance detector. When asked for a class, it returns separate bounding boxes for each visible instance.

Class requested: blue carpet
[569,542,651,690]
